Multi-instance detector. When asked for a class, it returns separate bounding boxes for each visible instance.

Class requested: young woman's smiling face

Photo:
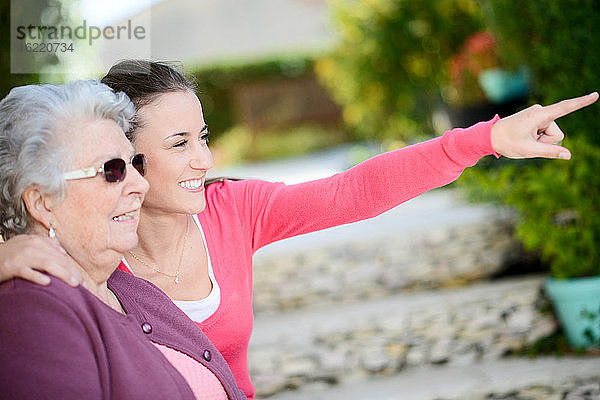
[132,90,214,216]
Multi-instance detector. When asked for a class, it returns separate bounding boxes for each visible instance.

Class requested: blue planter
[478,67,530,104]
[545,276,600,348]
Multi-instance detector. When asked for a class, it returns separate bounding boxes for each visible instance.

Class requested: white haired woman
[0,81,246,400]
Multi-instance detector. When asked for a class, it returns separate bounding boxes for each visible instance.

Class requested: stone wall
[252,213,524,313]
[249,277,557,397]
[476,380,600,400]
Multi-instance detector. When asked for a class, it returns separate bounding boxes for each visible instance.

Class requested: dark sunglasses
[63,153,146,183]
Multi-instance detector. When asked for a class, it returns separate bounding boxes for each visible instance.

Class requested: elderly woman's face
[52,119,149,276]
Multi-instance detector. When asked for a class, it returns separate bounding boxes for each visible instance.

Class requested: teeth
[178,179,203,190]
[113,211,136,222]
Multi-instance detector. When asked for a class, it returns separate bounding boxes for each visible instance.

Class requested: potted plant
[444,31,529,127]
[458,0,600,351]
[502,137,600,349]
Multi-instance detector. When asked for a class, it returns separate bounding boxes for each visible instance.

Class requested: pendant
[175,276,180,284]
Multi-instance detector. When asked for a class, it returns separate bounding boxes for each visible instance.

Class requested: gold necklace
[128,218,189,284]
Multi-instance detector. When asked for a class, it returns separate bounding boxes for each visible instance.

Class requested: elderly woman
[0,81,246,400]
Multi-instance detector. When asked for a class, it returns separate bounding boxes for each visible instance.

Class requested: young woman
[0,61,596,399]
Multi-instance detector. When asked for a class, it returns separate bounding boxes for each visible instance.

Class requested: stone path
[268,357,600,400]
[251,276,548,349]
[210,145,600,399]
[248,276,570,397]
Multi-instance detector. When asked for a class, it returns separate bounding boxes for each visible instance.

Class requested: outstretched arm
[0,234,84,286]
[239,92,598,250]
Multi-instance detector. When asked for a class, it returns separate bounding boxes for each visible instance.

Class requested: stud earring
[48,221,56,238]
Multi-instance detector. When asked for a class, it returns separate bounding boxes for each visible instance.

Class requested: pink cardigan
[118,117,499,399]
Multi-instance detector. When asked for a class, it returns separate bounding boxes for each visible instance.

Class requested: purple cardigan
[0,270,247,400]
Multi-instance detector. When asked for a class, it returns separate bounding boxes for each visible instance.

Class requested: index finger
[543,92,598,120]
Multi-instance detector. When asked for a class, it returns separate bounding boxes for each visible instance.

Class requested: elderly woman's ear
[21,185,57,234]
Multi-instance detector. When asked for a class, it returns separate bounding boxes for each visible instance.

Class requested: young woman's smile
[178,177,206,192]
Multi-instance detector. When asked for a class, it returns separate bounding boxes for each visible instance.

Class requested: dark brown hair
[100,60,197,141]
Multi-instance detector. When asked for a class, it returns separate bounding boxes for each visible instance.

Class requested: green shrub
[316,0,486,142]
[211,123,348,165]
[462,137,600,279]
[505,138,600,278]
[0,0,51,96]
[190,57,313,139]
[486,0,600,146]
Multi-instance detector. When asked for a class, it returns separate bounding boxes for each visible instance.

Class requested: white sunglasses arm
[63,167,100,181]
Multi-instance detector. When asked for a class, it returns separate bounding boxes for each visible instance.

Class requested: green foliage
[190,57,313,139]
[507,138,600,278]
[212,123,347,165]
[0,0,42,97]
[316,0,486,142]
[515,331,581,358]
[462,0,600,279]
[486,0,600,146]
[463,137,600,279]
[1,0,76,94]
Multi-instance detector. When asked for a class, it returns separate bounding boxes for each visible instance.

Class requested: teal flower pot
[545,276,600,349]
[478,67,530,104]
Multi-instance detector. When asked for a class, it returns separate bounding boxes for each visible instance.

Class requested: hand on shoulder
[0,234,84,287]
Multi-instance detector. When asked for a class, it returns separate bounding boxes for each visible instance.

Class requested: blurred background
[2,0,600,398]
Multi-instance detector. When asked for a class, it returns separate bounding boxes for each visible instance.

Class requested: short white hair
[0,80,135,239]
